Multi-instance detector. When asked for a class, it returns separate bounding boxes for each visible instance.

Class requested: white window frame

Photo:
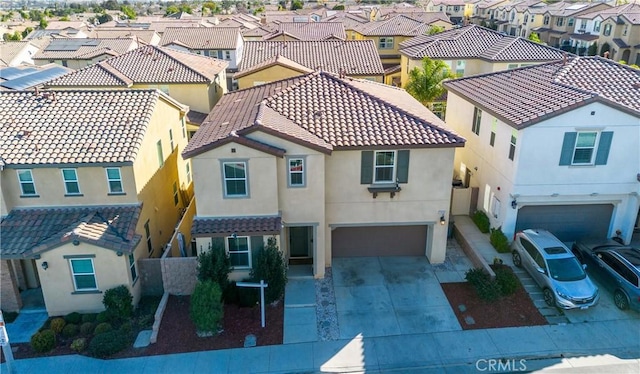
[106,167,124,194]
[17,169,37,196]
[69,258,98,291]
[61,168,81,195]
[222,161,248,197]
[594,20,601,32]
[472,107,482,135]
[129,253,137,282]
[169,129,174,150]
[226,236,251,269]
[544,15,550,25]
[186,162,191,184]
[373,150,396,184]
[224,50,231,60]
[181,117,186,138]
[572,131,599,165]
[287,157,305,188]
[379,37,394,49]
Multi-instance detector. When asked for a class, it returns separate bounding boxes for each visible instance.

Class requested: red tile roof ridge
[151,45,224,82]
[96,60,135,86]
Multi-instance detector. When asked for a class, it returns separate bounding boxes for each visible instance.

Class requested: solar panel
[0,67,39,80]
[45,39,101,51]
[1,66,72,90]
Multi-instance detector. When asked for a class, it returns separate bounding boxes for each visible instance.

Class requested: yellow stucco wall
[236,65,309,90]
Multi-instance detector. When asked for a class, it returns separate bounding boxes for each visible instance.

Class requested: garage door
[332,225,427,257]
[515,204,613,242]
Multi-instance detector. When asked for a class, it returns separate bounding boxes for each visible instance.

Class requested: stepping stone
[464,316,475,325]
[458,304,467,312]
[133,330,152,348]
[244,334,257,348]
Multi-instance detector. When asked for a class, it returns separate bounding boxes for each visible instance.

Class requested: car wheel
[543,288,555,307]
[512,251,522,268]
[614,290,629,310]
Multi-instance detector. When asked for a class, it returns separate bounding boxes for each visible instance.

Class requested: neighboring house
[0,41,40,67]
[469,0,510,27]
[25,27,89,40]
[262,22,346,41]
[90,28,162,45]
[262,10,324,24]
[0,64,73,90]
[533,2,611,49]
[322,12,370,40]
[443,57,640,245]
[182,71,465,279]
[32,38,139,70]
[593,3,640,63]
[236,40,385,88]
[423,0,472,24]
[44,45,228,132]
[160,27,243,90]
[0,89,191,316]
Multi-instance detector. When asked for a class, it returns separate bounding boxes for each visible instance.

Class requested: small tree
[39,18,48,29]
[427,25,445,35]
[190,281,223,334]
[528,32,541,43]
[290,0,303,10]
[197,241,231,290]
[102,285,133,319]
[120,5,136,19]
[600,42,610,57]
[404,57,454,107]
[587,42,598,56]
[250,237,287,304]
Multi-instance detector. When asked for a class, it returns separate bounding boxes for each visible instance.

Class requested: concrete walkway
[5,309,48,344]
[282,265,317,344]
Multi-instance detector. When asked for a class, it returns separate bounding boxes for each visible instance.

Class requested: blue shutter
[594,131,613,165]
[397,150,410,183]
[360,151,373,184]
[559,132,577,166]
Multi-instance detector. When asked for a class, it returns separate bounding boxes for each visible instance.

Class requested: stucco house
[32,38,140,70]
[443,57,640,244]
[0,41,41,67]
[0,89,191,316]
[182,72,465,279]
[262,22,346,41]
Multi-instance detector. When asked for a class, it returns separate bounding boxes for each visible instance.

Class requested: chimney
[603,51,609,59]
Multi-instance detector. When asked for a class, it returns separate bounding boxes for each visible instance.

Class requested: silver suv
[512,229,599,310]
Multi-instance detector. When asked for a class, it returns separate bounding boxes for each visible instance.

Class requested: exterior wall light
[41,261,48,271]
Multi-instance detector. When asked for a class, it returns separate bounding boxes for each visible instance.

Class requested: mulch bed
[442,279,547,330]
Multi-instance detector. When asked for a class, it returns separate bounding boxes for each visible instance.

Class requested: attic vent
[15,130,31,139]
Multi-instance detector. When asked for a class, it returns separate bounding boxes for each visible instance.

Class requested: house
[443,57,640,244]
[262,22,346,41]
[182,72,465,279]
[160,27,243,90]
[423,0,472,25]
[32,38,139,70]
[591,3,640,63]
[235,40,385,88]
[0,41,41,67]
[469,0,510,27]
[532,2,611,49]
[322,12,370,40]
[90,28,162,46]
[25,27,90,40]
[44,45,228,133]
[0,89,192,316]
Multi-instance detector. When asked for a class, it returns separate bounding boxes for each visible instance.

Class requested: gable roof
[322,12,369,29]
[354,15,432,36]
[0,89,185,166]
[33,38,138,60]
[90,28,161,44]
[0,41,33,67]
[239,40,384,76]
[234,54,313,79]
[444,57,640,129]
[183,72,464,159]
[0,205,142,258]
[45,45,228,87]
[264,22,346,41]
[400,25,567,61]
[160,27,240,49]
[577,3,640,24]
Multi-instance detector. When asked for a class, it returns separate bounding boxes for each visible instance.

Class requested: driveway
[332,257,462,339]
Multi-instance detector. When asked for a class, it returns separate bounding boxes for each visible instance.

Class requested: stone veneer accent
[161,257,198,295]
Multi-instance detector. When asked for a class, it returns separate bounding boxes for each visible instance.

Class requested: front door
[289,226,312,259]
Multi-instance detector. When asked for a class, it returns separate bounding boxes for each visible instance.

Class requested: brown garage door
[515,204,614,242]
[332,225,427,257]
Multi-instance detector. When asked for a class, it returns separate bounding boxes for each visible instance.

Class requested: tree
[404,57,454,106]
[427,25,445,35]
[39,18,48,29]
[21,27,33,38]
[528,32,541,43]
[600,42,610,57]
[165,5,179,15]
[97,12,113,24]
[587,42,598,56]
[120,5,136,19]
[101,0,120,11]
[333,4,345,10]
[291,0,303,10]
[3,31,22,41]
[202,2,219,15]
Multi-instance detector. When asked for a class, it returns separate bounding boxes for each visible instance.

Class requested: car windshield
[547,257,586,281]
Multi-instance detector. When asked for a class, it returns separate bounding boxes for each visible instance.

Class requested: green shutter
[397,150,410,183]
[360,151,373,184]
[594,131,613,165]
[211,237,225,250]
[250,236,264,268]
[559,132,577,166]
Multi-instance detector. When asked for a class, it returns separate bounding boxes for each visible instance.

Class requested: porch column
[0,260,23,312]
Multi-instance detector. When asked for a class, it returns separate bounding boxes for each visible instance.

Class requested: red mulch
[442,279,547,330]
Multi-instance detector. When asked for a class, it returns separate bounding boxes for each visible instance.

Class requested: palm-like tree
[404,57,455,107]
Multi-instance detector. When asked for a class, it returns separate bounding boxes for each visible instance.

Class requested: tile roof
[264,22,346,41]
[239,40,384,76]
[33,38,138,60]
[444,56,640,129]
[381,11,452,25]
[45,45,228,87]
[0,41,32,67]
[400,25,567,61]
[0,89,183,165]
[160,27,240,49]
[183,71,464,158]
[577,3,640,24]
[234,54,313,79]
[192,215,282,237]
[0,205,142,258]
[90,28,160,44]
[354,15,431,36]
[544,2,609,17]
[322,12,369,29]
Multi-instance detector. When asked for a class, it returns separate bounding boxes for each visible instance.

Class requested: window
[453,5,459,12]
[568,18,574,27]
[69,258,97,291]
[156,140,164,167]
[603,24,611,36]
[623,24,628,36]
[524,15,528,23]
[490,120,497,146]
[288,157,305,187]
[225,51,231,60]
[222,161,248,197]
[181,117,186,138]
[106,168,123,194]
[144,220,152,254]
[374,151,395,183]
[507,63,519,69]
[455,60,465,76]
[129,254,137,282]
[509,130,517,160]
[600,253,639,287]
[379,37,394,49]
[560,131,612,166]
[186,162,191,184]
[226,236,250,268]
[173,181,179,206]
[556,18,564,27]
[490,195,500,218]
[531,15,535,23]
[572,132,597,164]
[472,107,482,135]
[61,60,68,67]
[61,168,80,195]
[17,169,36,196]
[580,19,587,30]
[594,21,601,32]
[169,129,174,150]
[544,16,549,25]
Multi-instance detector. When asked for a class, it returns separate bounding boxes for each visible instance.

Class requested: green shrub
[222,281,239,305]
[30,329,56,353]
[197,241,231,289]
[1,310,18,323]
[490,227,510,253]
[465,268,501,302]
[50,317,66,334]
[96,311,110,323]
[94,322,113,335]
[88,330,129,358]
[190,281,223,333]
[250,236,287,303]
[472,210,490,233]
[70,337,87,352]
[81,313,97,323]
[80,322,95,335]
[119,321,132,334]
[62,323,78,338]
[64,312,82,324]
[102,285,133,319]
[494,265,521,296]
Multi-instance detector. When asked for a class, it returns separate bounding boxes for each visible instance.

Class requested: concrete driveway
[332,257,462,339]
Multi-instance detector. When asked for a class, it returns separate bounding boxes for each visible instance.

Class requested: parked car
[511,229,599,310]
[572,240,640,311]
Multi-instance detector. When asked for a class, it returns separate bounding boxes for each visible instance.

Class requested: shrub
[80,322,95,335]
[102,285,133,319]
[96,311,110,323]
[81,313,97,323]
[50,317,66,334]
[64,312,82,324]
[237,283,259,307]
[465,268,501,302]
[490,227,510,253]
[250,236,287,304]
[94,322,113,335]
[197,241,231,289]
[30,329,56,353]
[62,323,78,338]
[88,330,129,358]
[222,281,239,305]
[494,265,521,296]
[70,337,87,352]
[472,210,490,233]
[119,321,132,334]
[190,281,223,333]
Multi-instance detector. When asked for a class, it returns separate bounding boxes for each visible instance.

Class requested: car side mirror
[582,264,587,270]
[536,267,546,275]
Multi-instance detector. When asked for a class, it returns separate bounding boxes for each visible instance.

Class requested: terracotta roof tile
[0,41,32,66]
[192,215,281,237]
[90,28,160,44]
[160,27,240,49]
[0,205,142,258]
[354,15,430,36]
[263,22,346,41]
[322,12,369,29]
[33,38,138,60]
[444,56,640,129]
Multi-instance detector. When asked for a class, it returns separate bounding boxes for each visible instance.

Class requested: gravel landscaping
[315,267,339,341]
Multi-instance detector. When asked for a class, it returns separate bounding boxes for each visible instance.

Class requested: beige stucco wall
[135,83,216,114]
[237,65,309,90]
